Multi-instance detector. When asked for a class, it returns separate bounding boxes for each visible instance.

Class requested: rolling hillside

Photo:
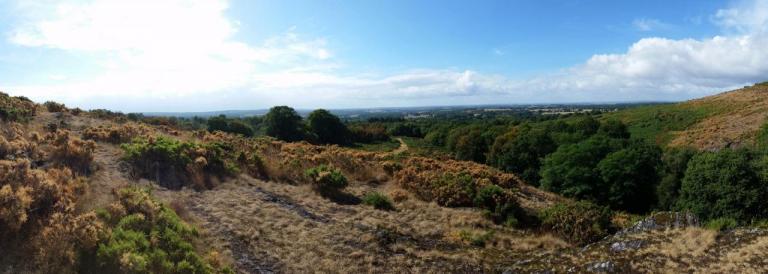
[605,82,768,150]
[5,92,768,272]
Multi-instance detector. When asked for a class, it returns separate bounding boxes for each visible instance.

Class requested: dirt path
[78,143,133,212]
[392,137,409,154]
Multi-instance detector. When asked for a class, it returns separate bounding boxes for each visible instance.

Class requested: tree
[264,106,306,142]
[388,123,423,137]
[453,129,487,162]
[539,135,625,203]
[571,116,600,137]
[656,147,696,210]
[227,120,254,137]
[207,115,229,132]
[488,126,556,185]
[676,149,767,223]
[598,120,630,139]
[207,115,254,137]
[597,140,661,213]
[307,109,351,145]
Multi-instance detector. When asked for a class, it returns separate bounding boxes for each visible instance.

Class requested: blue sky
[1,0,767,111]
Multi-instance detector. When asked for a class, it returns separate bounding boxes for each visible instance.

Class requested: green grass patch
[602,102,728,146]
[705,217,738,231]
[362,192,395,210]
[351,139,401,152]
[399,136,452,158]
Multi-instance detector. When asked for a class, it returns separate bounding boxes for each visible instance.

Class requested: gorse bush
[362,192,394,210]
[394,157,523,207]
[539,201,612,245]
[44,101,67,112]
[305,165,348,193]
[121,136,245,190]
[91,187,228,274]
[47,130,97,175]
[474,185,520,226]
[0,124,101,272]
[432,172,477,207]
[83,123,153,144]
[0,92,36,122]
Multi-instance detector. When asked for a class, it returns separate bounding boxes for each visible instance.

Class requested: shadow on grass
[319,190,362,205]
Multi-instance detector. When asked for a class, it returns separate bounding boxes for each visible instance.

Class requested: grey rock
[586,261,616,273]
[617,211,699,236]
[609,239,645,252]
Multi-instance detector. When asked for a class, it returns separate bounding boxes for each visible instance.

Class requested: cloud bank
[4,0,768,111]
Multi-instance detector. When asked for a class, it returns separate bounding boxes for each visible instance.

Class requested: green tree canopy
[676,149,767,223]
[540,135,625,204]
[488,126,556,185]
[597,140,661,213]
[307,109,351,145]
[265,106,306,142]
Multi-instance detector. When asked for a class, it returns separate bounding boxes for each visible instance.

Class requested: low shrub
[47,130,96,175]
[44,101,67,112]
[539,201,613,245]
[394,157,524,207]
[350,124,390,143]
[0,92,37,122]
[305,165,348,193]
[450,230,494,247]
[474,185,520,226]
[0,125,97,272]
[90,187,228,273]
[121,137,242,190]
[705,217,738,231]
[88,109,126,120]
[82,124,153,144]
[362,192,394,210]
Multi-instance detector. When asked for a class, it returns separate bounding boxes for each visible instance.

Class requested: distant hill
[605,82,768,150]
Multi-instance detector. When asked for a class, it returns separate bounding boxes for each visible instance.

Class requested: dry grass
[82,123,153,144]
[668,84,768,150]
[151,175,561,273]
[642,228,716,258]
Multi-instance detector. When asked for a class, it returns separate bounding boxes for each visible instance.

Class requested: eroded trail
[161,175,494,273]
[392,137,409,154]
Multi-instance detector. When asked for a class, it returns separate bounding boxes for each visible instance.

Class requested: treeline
[360,113,768,227]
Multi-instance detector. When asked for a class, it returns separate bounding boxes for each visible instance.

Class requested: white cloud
[4,0,768,111]
[524,34,768,101]
[6,0,333,106]
[714,0,768,33]
[632,18,670,32]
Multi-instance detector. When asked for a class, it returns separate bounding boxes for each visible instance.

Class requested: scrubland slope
[4,92,768,273]
[606,82,768,150]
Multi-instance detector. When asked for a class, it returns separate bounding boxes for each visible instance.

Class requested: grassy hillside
[604,82,768,150]
[7,93,768,272]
